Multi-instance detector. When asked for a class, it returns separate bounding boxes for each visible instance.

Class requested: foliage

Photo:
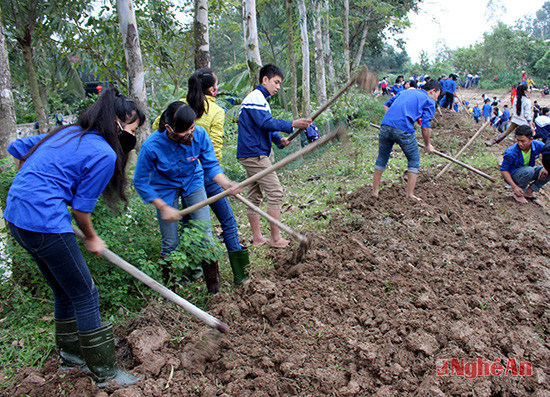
[516,1,550,40]
[73,93,99,119]
[365,44,411,75]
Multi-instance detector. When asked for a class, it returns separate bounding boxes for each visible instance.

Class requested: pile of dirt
[4,110,550,396]
[5,172,549,396]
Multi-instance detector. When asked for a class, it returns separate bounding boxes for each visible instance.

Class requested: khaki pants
[238,156,284,214]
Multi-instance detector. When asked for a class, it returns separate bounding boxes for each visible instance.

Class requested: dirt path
[4,110,550,396]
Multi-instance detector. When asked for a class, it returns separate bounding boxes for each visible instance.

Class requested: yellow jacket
[151,95,225,161]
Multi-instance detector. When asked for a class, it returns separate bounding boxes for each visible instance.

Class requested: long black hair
[21,88,146,208]
[186,68,216,120]
[158,101,196,133]
[516,84,528,116]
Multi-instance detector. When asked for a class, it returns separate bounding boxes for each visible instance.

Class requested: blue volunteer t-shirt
[4,127,116,233]
[382,89,436,133]
[501,109,510,122]
[389,84,404,96]
[482,103,492,117]
[133,126,223,206]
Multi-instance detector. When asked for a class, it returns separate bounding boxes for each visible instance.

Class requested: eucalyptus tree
[297,0,310,116]
[312,0,326,105]
[343,0,350,79]
[257,3,288,111]
[517,1,550,40]
[194,0,210,68]
[285,0,298,117]
[242,0,262,88]
[0,0,89,132]
[322,0,335,94]
[0,19,16,156]
[117,0,149,144]
[336,0,419,75]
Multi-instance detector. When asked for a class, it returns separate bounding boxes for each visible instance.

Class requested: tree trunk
[285,0,299,118]
[0,21,16,157]
[39,79,49,115]
[323,0,335,94]
[312,0,327,105]
[21,43,48,134]
[262,26,288,111]
[194,0,210,69]
[242,0,262,89]
[298,0,310,117]
[117,0,150,147]
[352,22,368,71]
[343,0,350,80]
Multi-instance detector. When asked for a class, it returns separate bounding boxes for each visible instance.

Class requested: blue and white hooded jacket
[237,84,293,158]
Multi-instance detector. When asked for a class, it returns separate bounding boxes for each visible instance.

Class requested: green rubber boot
[228,248,250,285]
[79,322,139,388]
[55,318,87,369]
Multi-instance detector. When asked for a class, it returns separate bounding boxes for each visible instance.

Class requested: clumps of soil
[5,172,549,396]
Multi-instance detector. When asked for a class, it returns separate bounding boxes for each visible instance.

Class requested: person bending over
[372,79,441,200]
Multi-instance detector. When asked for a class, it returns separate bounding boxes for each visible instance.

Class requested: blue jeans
[375,125,420,174]
[512,166,550,192]
[157,187,213,255]
[204,177,242,252]
[8,223,101,332]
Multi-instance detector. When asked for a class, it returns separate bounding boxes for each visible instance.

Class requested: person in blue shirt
[389,77,404,96]
[237,64,311,248]
[494,104,510,133]
[134,102,240,294]
[500,125,550,204]
[372,79,441,200]
[472,104,481,123]
[442,74,457,109]
[4,88,146,387]
[482,99,493,123]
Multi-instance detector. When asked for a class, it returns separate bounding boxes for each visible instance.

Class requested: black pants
[443,92,454,109]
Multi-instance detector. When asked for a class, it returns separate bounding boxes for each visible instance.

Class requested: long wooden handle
[234,193,307,243]
[287,73,358,141]
[178,126,346,217]
[369,123,496,182]
[417,142,496,182]
[435,120,490,179]
[72,226,229,333]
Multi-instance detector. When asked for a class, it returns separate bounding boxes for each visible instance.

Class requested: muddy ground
[4,109,550,396]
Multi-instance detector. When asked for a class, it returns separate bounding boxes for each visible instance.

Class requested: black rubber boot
[55,318,87,369]
[79,322,139,388]
[201,261,220,294]
[228,248,250,285]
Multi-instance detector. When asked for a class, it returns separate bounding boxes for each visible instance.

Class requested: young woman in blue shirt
[133,102,241,294]
[4,88,146,387]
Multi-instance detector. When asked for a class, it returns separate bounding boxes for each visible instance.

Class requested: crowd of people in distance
[376,70,550,206]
